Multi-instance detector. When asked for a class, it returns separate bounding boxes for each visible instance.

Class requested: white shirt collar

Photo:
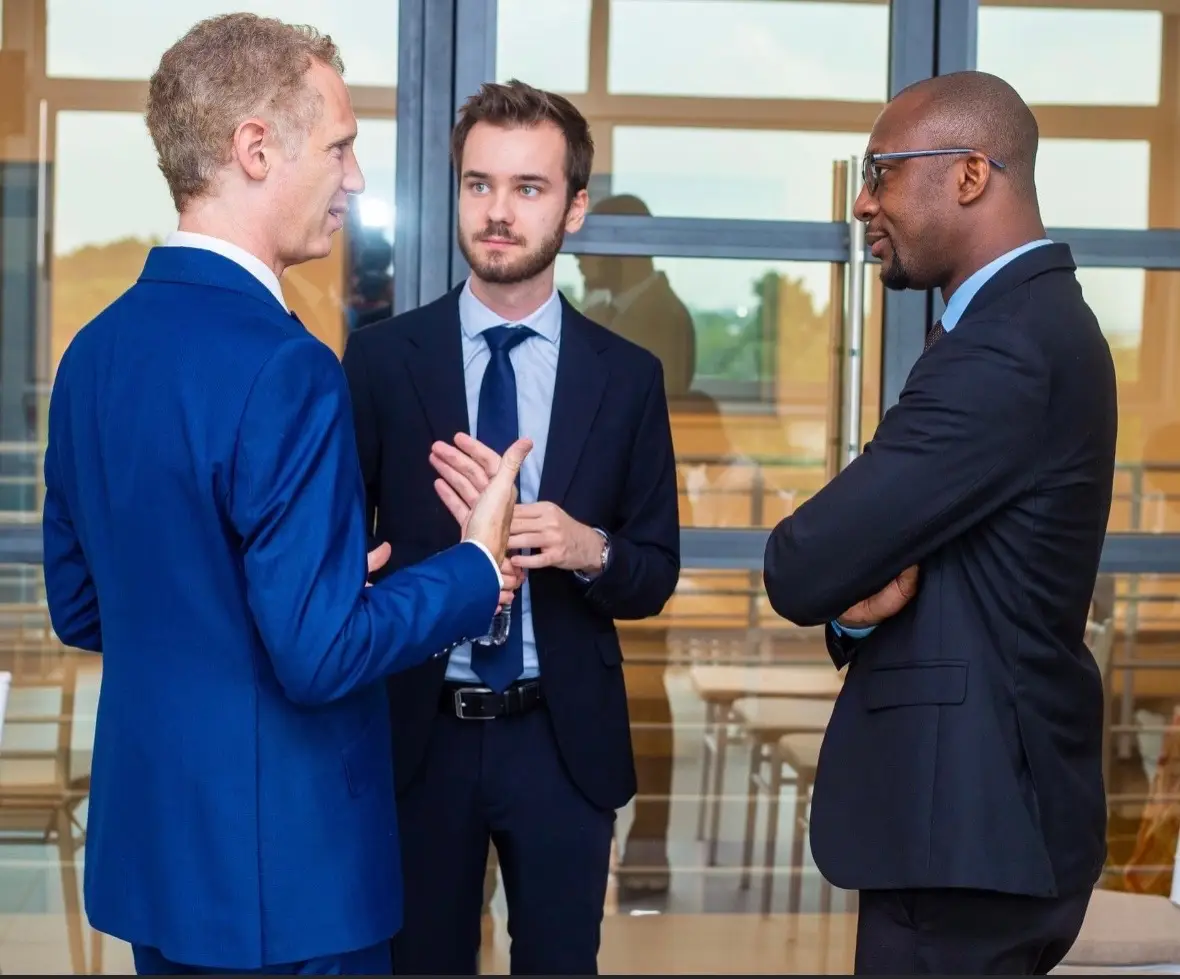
[458,277,561,345]
[163,230,288,311]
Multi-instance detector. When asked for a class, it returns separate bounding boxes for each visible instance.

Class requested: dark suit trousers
[131,941,390,975]
[854,887,1091,975]
[391,702,616,975]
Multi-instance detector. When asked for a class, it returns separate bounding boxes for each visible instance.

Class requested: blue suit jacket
[41,246,500,969]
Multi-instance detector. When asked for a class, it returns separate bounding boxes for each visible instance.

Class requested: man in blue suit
[41,14,528,976]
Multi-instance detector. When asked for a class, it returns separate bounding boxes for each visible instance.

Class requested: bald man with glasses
[762,71,1115,975]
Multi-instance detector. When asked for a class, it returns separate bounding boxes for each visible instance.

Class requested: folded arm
[763,324,1048,627]
[231,337,500,707]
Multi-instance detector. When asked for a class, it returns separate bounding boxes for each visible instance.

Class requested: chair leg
[696,701,716,841]
[739,741,764,889]
[55,809,87,975]
[760,746,784,916]
[89,926,104,975]
[706,709,731,867]
[788,770,808,915]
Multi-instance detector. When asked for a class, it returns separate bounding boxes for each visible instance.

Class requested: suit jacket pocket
[862,660,968,712]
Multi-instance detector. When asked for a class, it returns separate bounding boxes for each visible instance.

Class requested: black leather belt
[441,680,544,720]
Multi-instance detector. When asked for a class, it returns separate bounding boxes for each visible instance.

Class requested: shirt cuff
[831,619,876,639]
[463,539,504,588]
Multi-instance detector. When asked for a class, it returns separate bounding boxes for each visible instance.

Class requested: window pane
[978,6,1161,106]
[1038,138,1149,231]
[46,0,399,85]
[610,128,868,221]
[1081,268,1180,539]
[554,252,882,530]
[495,0,887,221]
[496,0,591,93]
[52,111,395,367]
[608,0,888,102]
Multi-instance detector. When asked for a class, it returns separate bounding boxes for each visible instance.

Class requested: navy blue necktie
[470,324,536,692]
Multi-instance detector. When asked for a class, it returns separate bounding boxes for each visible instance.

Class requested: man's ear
[564,188,590,234]
[957,153,992,206]
[231,117,270,182]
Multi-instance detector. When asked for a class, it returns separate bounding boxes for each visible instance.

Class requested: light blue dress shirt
[444,278,562,684]
[831,238,1054,640]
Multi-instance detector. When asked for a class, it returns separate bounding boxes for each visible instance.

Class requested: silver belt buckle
[453,685,495,720]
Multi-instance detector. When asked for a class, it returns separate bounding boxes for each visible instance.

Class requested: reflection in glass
[555,251,881,531]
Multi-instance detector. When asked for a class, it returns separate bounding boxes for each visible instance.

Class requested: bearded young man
[341,80,680,975]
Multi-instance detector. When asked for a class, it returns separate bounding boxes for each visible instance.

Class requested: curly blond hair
[146,13,344,210]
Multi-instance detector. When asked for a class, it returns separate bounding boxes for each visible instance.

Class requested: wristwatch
[574,527,611,583]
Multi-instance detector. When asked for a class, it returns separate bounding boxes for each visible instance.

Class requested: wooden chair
[731,698,834,914]
[687,664,843,865]
[0,605,102,974]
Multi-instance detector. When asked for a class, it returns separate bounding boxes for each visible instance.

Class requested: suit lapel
[538,300,608,505]
[406,288,471,443]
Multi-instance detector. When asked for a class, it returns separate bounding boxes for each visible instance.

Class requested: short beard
[458,219,566,286]
[880,250,916,291]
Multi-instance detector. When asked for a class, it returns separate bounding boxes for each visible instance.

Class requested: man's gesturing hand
[836,564,919,630]
[458,437,532,597]
[364,542,391,587]
[431,434,603,575]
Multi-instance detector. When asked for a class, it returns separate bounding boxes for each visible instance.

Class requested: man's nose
[486,190,514,224]
[344,151,365,196]
[852,183,876,223]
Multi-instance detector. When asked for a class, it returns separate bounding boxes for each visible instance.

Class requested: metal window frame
[4,0,1177,583]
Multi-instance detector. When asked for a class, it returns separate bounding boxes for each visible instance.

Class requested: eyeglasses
[861,148,1006,195]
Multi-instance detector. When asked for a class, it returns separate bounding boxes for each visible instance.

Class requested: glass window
[608,128,869,222]
[52,112,396,363]
[977,6,1161,106]
[1038,138,1149,231]
[496,0,592,93]
[495,0,888,221]
[607,0,888,102]
[46,0,399,85]
[555,252,881,528]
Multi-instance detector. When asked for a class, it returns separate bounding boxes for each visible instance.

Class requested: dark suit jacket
[342,285,681,811]
[763,243,1116,899]
[41,247,500,969]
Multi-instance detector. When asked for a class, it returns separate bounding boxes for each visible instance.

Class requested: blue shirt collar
[458,277,562,345]
[942,239,1054,331]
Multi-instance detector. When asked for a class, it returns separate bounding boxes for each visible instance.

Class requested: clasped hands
[428,433,606,603]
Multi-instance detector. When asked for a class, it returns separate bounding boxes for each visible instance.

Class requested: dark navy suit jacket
[342,286,681,812]
[763,243,1116,899]
[41,246,500,968]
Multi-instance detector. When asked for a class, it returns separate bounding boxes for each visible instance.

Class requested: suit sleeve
[229,336,500,706]
[584,361,681,620]
[340,329,380,540]
[42,382,102,652]
[763,323,1048,627]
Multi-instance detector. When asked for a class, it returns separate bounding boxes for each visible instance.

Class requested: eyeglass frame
[861,148,1006,195]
